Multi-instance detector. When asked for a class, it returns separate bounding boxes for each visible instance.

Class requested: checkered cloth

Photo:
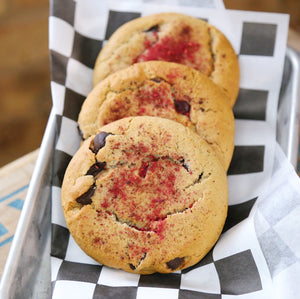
[254,143,300,299]
[49,0,292,298]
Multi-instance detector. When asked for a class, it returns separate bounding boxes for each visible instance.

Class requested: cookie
[79,61,235,170]
[93,12,239,106]
[61,116,228,274]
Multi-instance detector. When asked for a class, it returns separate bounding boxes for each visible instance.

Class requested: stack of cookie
[61,12,239,274]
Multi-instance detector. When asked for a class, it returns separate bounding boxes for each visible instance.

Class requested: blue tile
[8,199,24,210]
[0,184,28,203]
[0,223,8,237]
[0,235,14,247]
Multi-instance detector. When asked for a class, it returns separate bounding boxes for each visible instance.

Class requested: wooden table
[288,28,300,52]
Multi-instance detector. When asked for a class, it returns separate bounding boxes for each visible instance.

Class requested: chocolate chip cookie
[93,12,239,106]
[61,116,228,274]
[79,61,235,170]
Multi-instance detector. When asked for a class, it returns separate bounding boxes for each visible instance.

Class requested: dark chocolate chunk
[93,132,112,153]
[76,184,96,205]
[150,77,162,83]
[144,24,159,33]
[86,162,106,176]
[166,257,184,270]
[174,100,191,116]
[181,25,191,36]
[198,172,203,182]
[129,263,136,270]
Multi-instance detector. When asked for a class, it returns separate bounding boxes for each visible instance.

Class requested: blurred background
[0,0,51,167]
[0,0,299,167]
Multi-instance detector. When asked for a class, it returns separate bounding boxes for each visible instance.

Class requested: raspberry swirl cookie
[93,12,239,106]
[79,61,235,170]
[61,116,228,274]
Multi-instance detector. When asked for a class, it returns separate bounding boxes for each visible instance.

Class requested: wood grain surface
[0,1,51,167]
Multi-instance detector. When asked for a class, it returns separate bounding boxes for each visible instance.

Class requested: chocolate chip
[166,257,184,270]
[129,263,136,270]
[151,78,162,83]
[174,100,191,116]
[86,162,106,176]
[93,132,112,153]
[144,24,159,33]
[198,172,203,182]
[181,26,191,35]
[76,184,96,205]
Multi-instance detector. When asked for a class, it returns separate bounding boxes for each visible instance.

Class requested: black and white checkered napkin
[49,1,298,298]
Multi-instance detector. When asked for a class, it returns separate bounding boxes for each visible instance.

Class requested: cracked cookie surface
[79,61,235,170]
[62,116,228,274]
[93,12,239,106]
